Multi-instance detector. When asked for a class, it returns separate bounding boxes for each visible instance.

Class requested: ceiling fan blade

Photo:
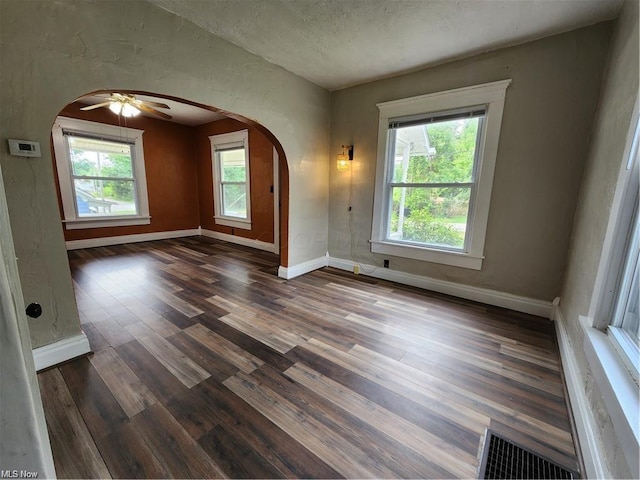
[142,100,170,109]
[137,103,172,120]
[80,101,112,111]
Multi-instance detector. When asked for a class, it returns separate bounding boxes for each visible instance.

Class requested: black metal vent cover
[478,430,579,479]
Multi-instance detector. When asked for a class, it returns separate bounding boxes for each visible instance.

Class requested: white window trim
[51,117,150,229]
[370,80,511,270]
[210,129,251,230]
[582,95,639,478]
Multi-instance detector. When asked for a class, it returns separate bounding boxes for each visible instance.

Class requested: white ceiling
[77,93,226,126]
[149,0,622,91]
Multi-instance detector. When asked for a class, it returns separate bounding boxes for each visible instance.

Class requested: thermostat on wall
[8,139,41,157]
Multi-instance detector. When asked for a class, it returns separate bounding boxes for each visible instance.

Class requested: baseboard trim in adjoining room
[327,256,553,318]
[32,332,91,372]
[65,229,201,250]
[65,227,278,254]
[200,228,277,254]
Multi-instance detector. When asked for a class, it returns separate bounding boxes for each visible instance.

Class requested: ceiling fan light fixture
[81,93,171,120]
[108,99,140,118]
[108,102,123,115]
[121,102,141,118]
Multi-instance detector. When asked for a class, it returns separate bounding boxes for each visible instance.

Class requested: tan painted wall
[0,0,330,349]
[329,23,612,301]
[0,163,54,476]
[559,1,639,477]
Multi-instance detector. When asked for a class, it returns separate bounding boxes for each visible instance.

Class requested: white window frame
[582,96,639,479]
[51,117,150,230]
[370,80,511,270]
[590,102,640,378]
[210,129,251,230]
[609,191,639,380]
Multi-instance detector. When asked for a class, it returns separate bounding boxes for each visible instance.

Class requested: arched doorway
[50,90,289,263]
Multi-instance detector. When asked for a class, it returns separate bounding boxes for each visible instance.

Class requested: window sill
[370,239,483,270]
[214,216,252,230]
[581,316,639,477]
[63,216,151,230]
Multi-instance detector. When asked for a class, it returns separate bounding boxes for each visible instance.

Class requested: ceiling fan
[80,93,172,120]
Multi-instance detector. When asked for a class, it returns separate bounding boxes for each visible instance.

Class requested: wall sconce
[337,145,353,172]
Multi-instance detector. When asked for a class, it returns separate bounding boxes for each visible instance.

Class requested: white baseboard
[32,332,91,372]
[328,256,553,318]
[554,309,607,479]
[200,228,277,253]
[65,229,200,250]
[278,255,328,280]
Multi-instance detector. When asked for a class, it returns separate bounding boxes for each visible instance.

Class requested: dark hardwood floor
[38,237,579,478]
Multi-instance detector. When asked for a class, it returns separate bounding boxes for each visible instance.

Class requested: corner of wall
[554,307,609,479]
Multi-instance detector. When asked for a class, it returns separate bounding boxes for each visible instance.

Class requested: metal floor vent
[478,430,579,479]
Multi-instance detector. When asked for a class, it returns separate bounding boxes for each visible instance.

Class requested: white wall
[0,0,330,349]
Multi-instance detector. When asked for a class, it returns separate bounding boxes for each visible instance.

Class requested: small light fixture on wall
[337,145,353,172]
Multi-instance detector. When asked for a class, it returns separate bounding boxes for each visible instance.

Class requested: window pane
[68,136,134,178]
[222,184,247,218]
[220,149,246,182]
[388,186,470,249]
[621,261,639,342]
[618,242,639,343]
[74,179,137,217]
[392,117,480,184]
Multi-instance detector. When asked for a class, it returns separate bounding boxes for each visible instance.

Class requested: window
[387,108,484,250]
[582,100,639,478]
[605,113,640,381]
[210,130,251,230]
[371,80,510,270]
[52,117,150,229]
[609,194,639,379]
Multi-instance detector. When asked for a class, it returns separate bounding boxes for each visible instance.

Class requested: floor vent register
[478,430,579,479]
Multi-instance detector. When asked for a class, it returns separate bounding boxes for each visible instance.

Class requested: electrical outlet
[383,259,389,268]
[353,265,360,275]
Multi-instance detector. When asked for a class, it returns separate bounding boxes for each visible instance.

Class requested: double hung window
[371,80,510,269]
[52,117,150,229]
[583,102,639,478]
[210,130,251,229]
[386,107,485,251]
[609,195,639,376]
[606,115,640,380]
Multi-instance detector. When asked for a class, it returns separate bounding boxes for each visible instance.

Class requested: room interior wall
[328,22,612,303]
[0,163,55,477]
[53,103,201,241]
[557,0,639,477]
[0,0,330,349]
[196,118,276,244]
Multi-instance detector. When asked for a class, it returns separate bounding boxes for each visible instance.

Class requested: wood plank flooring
[38,237,579,478]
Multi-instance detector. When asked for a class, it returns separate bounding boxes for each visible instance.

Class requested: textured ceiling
[149,0,622,91]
